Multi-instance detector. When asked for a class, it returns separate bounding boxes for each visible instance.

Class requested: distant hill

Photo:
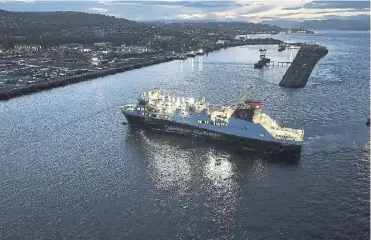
[0,9,141,27]
[148,19,282,29]
[143,19,242,24]
[0,9,144,33]
[160,21,283,33]
[0,9,305,48]
[0,9,151,45]
[262,17,370,31]
[0,9,289,45]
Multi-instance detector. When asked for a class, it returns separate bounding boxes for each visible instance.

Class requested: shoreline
[0,39,283,101]
[0,57,177,101]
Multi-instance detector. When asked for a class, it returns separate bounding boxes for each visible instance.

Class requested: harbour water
[0,31,369,239]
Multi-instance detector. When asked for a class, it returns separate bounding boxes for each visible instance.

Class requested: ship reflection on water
[120,125,307,234]
[204,150,235,189]
[124,126,300,193]
[138,130,193,195]
[125,126,242,220]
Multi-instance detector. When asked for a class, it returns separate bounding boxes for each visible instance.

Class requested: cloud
[303,0,370,9]
[211,11,237,19]
[118,1,242,9]
[97,0,115,5]
[88,7,108,13]
[175,13,208,19]
[283,0,370,11]
[268,7,370,20]
[0,0,369,22]
[87,6,122,17]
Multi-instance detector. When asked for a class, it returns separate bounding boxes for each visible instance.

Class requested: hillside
[0,9,291,46]
[0,9,148,45]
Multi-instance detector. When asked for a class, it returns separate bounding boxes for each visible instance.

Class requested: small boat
[254,62,264,68]
[254,58,270,68]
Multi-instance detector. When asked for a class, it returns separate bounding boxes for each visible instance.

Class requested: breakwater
[0,57,178,100]
[279,43,328,88]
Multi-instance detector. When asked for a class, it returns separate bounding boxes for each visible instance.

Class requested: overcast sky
[0,0,370,22]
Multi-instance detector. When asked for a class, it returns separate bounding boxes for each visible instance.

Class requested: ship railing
[271,130,303,141]
[122,105,136,112]
[271,128,304,142]
[260,119,304,141]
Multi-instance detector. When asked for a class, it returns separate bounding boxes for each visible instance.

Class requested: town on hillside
[0,10,312,98]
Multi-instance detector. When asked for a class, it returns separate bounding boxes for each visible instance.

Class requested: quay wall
[0,38,284,101]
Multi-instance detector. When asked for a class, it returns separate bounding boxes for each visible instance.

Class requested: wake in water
[303,132,369,156]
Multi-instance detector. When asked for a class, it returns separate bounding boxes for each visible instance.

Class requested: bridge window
[137,107,147,111]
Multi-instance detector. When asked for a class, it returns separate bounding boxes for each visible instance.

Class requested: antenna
[236,86,252,104]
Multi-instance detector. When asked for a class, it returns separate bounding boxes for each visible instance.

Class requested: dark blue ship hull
[123,113,302,156]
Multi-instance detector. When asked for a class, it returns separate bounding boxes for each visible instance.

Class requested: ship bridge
[229,94,304,142]
[230,94,264,122]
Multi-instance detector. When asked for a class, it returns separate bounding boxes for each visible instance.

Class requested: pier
[267,61,292,67]
[287,47,300,50]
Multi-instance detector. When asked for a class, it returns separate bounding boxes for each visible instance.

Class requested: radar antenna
[237,86,253,105]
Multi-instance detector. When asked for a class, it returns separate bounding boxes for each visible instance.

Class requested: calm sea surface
[0,31,369,239]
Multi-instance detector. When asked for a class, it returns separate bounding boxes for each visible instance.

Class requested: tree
[0,39,14,51]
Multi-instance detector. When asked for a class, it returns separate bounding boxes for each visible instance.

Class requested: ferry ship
[121,89,304,155]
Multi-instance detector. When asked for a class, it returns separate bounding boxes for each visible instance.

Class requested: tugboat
[254,60,265,69]
[121,90,304,155]
[254,48,270,68]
